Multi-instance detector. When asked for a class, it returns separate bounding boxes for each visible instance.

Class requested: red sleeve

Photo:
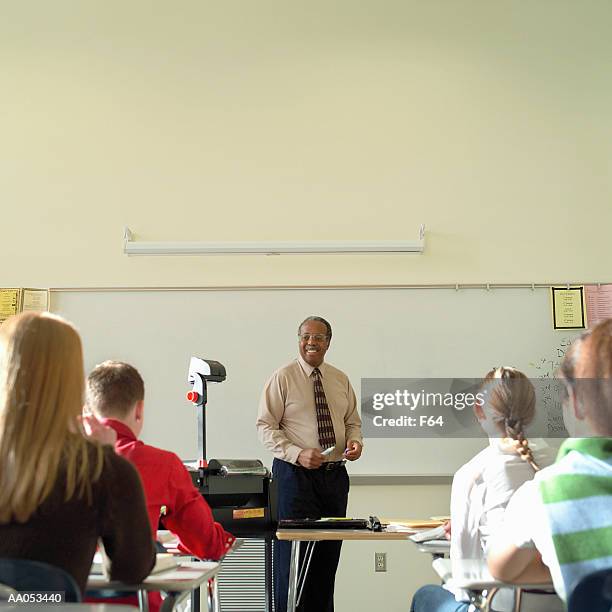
[162,455,235,560]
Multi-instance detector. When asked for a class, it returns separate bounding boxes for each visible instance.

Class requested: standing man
[257,316,363,612]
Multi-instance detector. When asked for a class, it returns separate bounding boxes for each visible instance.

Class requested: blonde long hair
[0,312,104,523]
[481,366,541,471]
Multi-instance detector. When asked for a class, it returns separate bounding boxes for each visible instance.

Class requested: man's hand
[344,440,362,461]
[297,448,324,469]
[80,414,117,446]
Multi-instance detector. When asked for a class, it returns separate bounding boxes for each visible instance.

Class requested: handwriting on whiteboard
[528,337,575,436]
[528,336,575,379]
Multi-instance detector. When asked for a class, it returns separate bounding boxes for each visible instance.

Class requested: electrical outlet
[375,552,387,572]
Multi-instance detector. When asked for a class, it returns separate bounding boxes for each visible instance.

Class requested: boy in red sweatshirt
[86,360,234,560]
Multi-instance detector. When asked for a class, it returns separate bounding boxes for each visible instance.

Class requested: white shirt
[448,439,556,609]
[498,478,561,596]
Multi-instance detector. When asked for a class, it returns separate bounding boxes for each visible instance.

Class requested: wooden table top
[276,529,413,541]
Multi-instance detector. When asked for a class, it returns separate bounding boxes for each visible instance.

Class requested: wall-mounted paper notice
[0,288,49,324]
[0,288,21,324]
[22,289,49,313]
[585,284,612,328]
[550,286,586,330]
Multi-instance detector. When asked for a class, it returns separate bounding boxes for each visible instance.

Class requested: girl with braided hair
[480,367,542,472]
[411,367,557,612]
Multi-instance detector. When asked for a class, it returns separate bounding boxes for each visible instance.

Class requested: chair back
[568,567,612,612]
[0,583,18,601]
[0,558,81,602]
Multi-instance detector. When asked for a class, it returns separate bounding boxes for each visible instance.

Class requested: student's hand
[443,520,451,540]
[297,448,324,469]
[344,440,362,461]
[80,414,117,446]
[222,534,237,557]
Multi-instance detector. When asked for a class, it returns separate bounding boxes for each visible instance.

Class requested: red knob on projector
[186,391,199,403]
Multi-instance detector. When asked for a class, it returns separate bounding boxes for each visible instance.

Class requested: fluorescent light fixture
[123,225,425,256]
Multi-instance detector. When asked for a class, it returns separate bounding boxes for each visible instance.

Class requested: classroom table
[276,528,413,612]
[87,561,220,612]
[414,539,450,559]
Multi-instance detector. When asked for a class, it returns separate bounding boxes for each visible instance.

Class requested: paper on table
[91,552,178,576]
[409,524,447,543]
[384,523,418,533]
[157,530,180,550]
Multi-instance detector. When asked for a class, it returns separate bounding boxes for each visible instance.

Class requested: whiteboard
[52,287,578,476]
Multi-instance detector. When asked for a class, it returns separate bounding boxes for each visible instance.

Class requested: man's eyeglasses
[298,333,329,342]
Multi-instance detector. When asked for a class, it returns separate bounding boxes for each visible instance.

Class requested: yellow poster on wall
[22,289,49,313]
[0,288,21,324]
[550,286,587,330]
[0,288,49,324]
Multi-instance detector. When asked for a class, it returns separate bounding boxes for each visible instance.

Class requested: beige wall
[3,1,611,288]
[3,2,611,610]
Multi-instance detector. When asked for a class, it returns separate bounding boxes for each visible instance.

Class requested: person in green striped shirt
[488,320,612,602]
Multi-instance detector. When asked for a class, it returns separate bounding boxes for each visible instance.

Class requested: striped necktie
[312,367,336,450]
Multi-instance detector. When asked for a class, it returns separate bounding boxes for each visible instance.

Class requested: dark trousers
[273,458,350,612]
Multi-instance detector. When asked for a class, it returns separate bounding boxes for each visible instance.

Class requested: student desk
[276,528,412,612]
[87,561,220,612]
[415,539,450,559]
[433,558,561,612]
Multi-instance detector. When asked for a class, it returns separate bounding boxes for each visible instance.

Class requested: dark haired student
[86,360,234,559]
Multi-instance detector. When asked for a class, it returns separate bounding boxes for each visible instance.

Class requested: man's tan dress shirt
[257,355,362,464]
